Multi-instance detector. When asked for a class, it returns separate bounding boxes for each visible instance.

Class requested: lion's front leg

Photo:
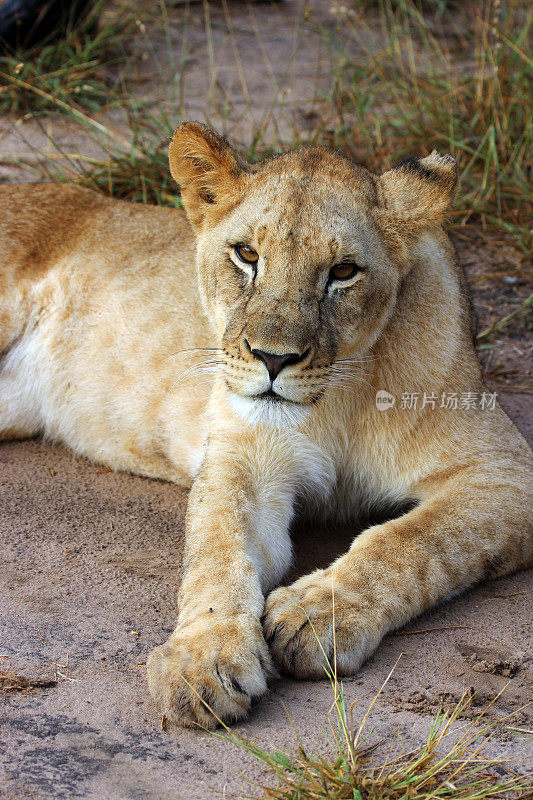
[147,431,295,728]
[264,469,532,678]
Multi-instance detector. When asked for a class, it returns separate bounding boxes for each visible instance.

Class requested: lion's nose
[249,347,308,382]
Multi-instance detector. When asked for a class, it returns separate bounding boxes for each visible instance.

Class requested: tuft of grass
[324,0,532,248]
[5,105,182,207]
[157,591,533,798]
[195,613,532,800]
[0,672,57,693]
[79,141,177,206]
[211,660,532,800]
[0,0,135,115]
[66,111,181,206]
[477,293,533,342]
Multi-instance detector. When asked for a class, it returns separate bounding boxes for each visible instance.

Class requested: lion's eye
[329,262,360,282]
[234,244,259,264]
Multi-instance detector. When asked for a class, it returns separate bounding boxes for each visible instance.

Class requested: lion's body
[0,184,211,485]
[1,127,532,728]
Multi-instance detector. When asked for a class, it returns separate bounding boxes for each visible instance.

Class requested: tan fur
[1,123,531,729]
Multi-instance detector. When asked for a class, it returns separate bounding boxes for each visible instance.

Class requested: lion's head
[169,122,457,426]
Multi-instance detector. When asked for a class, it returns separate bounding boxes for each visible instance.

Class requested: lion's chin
[227,393,311,429]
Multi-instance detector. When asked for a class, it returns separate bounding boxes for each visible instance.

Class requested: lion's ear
[169,122,250,230]
[377,152,458,222]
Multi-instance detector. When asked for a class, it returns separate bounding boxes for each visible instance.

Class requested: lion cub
[1,123,531,728]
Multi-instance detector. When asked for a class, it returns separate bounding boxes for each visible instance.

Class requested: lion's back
[0,183,195,352]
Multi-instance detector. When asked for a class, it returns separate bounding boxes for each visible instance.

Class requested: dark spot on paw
[266,622,285,646]
[286,618,309,647]
[230,676,247,697]
[197,685,216,709]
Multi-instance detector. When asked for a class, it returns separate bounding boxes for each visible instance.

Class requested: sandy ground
[1,1,532,798]
[1,428,532,799]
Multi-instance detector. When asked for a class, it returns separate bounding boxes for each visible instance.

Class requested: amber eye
[234,243,259,264]
[329,262,360,282]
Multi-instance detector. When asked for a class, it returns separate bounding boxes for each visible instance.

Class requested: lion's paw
[147,614,273,729]
[263,572,380,679]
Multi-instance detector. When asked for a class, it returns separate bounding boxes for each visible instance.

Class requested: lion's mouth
[226,383,314,426]
[224,378,310,407]
[256,389,308,406]
[259,389,283,402]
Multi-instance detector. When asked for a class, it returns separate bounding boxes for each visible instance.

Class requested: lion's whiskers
[326,363,374,393]
[332,356,379,366]
[167,347,224,362]
[168,359,224,394]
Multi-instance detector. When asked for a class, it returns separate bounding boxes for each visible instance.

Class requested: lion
[1,122,531,729]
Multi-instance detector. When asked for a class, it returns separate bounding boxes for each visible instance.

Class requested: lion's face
[170,124,457,425]
[195,160,400,424]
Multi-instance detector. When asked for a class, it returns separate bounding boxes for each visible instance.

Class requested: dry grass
[477,293,533,342]
[0,0,134,115]
[3,0,530,251]
[0,671,57,693]
[322,0,532,249]
[210,659,532,800]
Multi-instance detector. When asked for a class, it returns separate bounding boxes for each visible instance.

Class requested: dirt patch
[390,686,530,722]
[1,439,532,799]
[388,637,532,733]
[459,644,524,679]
